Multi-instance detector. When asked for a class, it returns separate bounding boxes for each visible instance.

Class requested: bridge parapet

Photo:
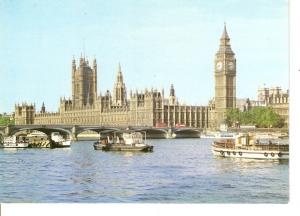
[0,125,204,140]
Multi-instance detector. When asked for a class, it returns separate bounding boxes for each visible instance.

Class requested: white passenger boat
[0,135,29,148]
[51,132,71,148]
[212,133,289,160]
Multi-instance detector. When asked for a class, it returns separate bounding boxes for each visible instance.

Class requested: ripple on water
[0,139,289,203]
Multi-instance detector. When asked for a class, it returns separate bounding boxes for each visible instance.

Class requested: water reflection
[0,139,289,203]
[213,156,288,176]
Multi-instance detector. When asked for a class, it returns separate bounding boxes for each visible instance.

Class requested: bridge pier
[71,134,78,141]
[4,125,12,136]
[165,128,176,139]
[71,125,78,141]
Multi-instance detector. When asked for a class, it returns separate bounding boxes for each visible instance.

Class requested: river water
[0,138,288,203]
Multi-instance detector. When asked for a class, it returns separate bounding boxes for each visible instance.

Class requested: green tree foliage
[0,116,14,126]
[226,107,284,128]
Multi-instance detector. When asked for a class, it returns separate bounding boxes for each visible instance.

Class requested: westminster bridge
[0,124,203,141]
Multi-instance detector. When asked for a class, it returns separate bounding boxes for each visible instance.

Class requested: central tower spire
[113,63,127,106]
[117,62,124,83]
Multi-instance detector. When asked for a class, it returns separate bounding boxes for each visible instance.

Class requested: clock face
[228,62,235,70]
[216,62,223,71]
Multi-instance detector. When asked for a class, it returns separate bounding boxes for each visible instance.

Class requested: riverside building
[15,25,237,129]
[255,86,289,126]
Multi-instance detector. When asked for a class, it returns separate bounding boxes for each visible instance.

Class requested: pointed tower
[92,58,98,105]
[41,102,46,113]
[71,57,76,107]
[112,63,127,106]
[214,24,236,127]
[169,84,176,106]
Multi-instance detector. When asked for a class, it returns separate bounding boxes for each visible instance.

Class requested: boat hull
[0,143,29,148]
[51,140,71,148]
[212,147,289,160]
[93,143,153,152]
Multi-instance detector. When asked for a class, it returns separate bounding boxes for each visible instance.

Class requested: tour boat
[51,132,71,148]
[212,133,289,160]
[93,131,153,152]
[0,135,29,148]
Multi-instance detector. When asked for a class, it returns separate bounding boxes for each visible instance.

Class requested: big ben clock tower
[214,24,236,127]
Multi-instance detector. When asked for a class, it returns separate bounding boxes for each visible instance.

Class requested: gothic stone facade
[15,25,235,129]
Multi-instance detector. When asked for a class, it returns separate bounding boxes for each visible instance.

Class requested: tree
[0,116,14,126]
[225,107,284,128]
[225,108,240,127]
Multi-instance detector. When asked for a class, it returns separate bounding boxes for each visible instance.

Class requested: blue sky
[0,0,288,113]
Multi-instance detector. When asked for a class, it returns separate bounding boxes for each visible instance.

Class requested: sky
[0,0,288,113]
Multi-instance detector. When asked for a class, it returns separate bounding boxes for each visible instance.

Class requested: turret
[80,54,84,66]
[117,62,123,82]
[92,58,97,101]
[72,57,76,71]
[169,84,176,106]
[14,102,35,125]
[41,102,46,113]
[170,84,175,97]
[93,58,97,69]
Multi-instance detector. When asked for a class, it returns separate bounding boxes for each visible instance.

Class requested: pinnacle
[116,62,123,82]
[221,23,230,39]
[217,23,234,55]
[118,62,122,73]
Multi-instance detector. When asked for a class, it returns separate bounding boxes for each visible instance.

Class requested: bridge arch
[137,128,168,139]
[75,127,121,137]
[9,127,72,138]
[173,128,202,138]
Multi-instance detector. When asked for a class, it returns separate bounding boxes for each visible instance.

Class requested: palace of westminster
[14,25,289,128]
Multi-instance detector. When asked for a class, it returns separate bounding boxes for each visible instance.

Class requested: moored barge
[93,131,153,152]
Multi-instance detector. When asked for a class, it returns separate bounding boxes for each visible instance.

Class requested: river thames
[0,138,288,203]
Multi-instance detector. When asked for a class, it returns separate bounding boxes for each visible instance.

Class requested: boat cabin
[4,135,27,144]
[215,133,289,152]
[99,131,146,146]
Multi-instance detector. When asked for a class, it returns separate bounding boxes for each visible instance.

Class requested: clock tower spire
[214,24,236,127]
